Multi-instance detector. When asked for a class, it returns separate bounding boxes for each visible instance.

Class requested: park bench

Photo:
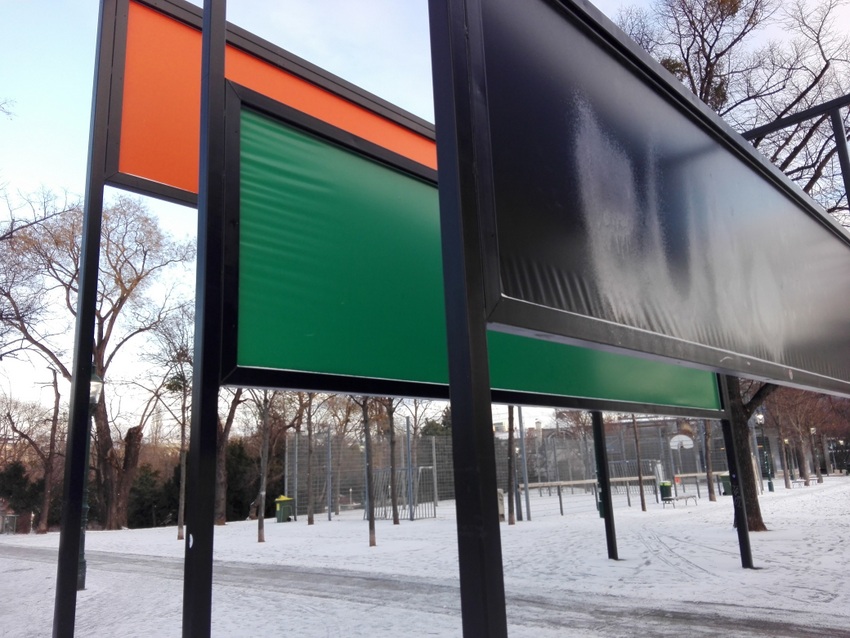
[661,494,698,508]
[791,479,807,488]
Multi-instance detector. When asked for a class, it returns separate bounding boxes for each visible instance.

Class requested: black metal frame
[743,93,850,213]
[57,0,743,636]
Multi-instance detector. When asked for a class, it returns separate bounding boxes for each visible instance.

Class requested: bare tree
[147,303,193,539]
[246,390,272,542]
[325,394,357,514]
[214,388,246,525]
[399,398,440,469]
[0,194,194,529]
[1,379,64,531]
[353,396,376,547]
[619,0,847,532]
[0,190,73,361]
[377,397,404,525]
[743,0,850,217]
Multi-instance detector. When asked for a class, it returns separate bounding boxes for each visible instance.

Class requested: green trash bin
[720,474,732,496]
[275,495,293,522]
[659,481,673,500]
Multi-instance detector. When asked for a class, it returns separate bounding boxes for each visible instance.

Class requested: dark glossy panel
[478,0,850,390]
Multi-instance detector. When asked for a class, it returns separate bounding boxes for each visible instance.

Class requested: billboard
[223,88,720,411]
[432,0,850,396]
[91,0,721,413]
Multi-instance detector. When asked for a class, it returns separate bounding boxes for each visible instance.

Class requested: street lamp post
[78,372,103,591]
[810,427,823,484]
[783,438,795,481]
[755,413,772,492]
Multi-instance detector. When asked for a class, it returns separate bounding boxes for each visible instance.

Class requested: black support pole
[742,93,850,140]
[831,110,850,205]
[718,376,754,569]
[182,0,227,635]
[53,1,116,635]
[429,0,508,634]
[592,411,618,560]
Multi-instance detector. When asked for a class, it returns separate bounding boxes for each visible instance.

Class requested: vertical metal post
[718,376,754,569]
[406,417,415,521]
[53,1,116,635]
[77,410,92,591]
[592,411,618,560]
[429,0,508,630]
[284,433,289,497]
[327,424,332,521]
[182,0,227,635]
[831,110,850,203]
[665,424,678,497]
[518,408,532,521]
[513,455,523,521]
[293,431,299,521]
[431,436,439,510]
[618,427,630,506]
[752,422,764,494]
[720,418,754,568]
[693,442,701,499]
[631,414,647,512]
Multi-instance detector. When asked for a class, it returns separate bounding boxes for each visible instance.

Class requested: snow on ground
[1,477,849,637]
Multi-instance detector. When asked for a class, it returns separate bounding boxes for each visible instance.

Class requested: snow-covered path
[2,478,849,636]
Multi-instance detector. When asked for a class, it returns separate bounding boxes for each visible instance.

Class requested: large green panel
[238,109,720,410]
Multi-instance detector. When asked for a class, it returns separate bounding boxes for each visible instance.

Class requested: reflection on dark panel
[475,0,850,391]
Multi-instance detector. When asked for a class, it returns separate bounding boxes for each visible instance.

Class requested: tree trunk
[37,369,62,533]
[387,400,400,525]
[214,434,228,525]
[258,391,270,543]
[215,388,243,525]
[93,398,120,530]
[723,376,767,532]
[177,448,187,539]
[177,392,188,540]
[362,399,376,547]
[116,425,144,528]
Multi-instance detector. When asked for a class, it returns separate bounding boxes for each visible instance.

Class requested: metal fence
[278,417,734,521]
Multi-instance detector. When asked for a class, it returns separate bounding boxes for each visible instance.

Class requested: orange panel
[120,2,202,193]
[119,2,436,195]
[225,48,436,171]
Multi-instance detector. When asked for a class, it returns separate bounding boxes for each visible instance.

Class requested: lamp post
[810,427,823,484]
[783,438,794,481]
[78,372,103,591]
[755,413,772,492]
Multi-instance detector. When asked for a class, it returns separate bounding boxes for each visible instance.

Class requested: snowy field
[1,477,849,637]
